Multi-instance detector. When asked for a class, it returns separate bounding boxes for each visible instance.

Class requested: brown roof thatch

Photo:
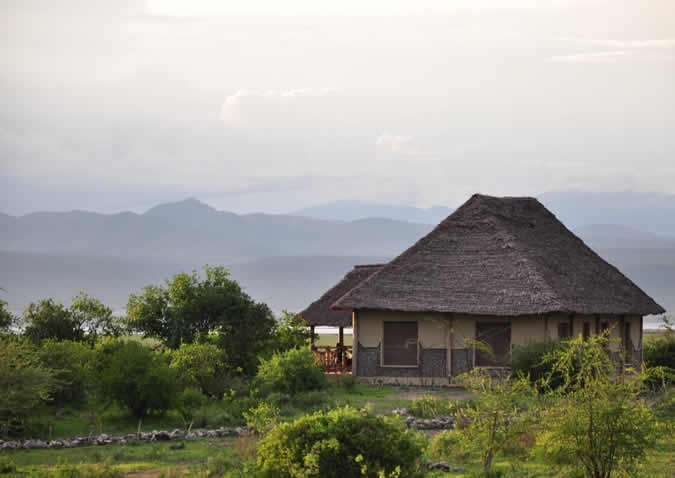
[334,194,665,316]
[300,264,384,327]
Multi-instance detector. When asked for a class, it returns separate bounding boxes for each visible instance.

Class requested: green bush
[255,347,326,396]
[256,407,425,478]
[177,388,208,425]
[0,456,16,474]
[511,340,568,390]
[428,430,470,463]
[0,339,57,437]
[38,340,93,405]
[644,317,675,373]
[409,394,453,418]
[243,402,280,435]
[170,343,232,398]
[91,340,180,417]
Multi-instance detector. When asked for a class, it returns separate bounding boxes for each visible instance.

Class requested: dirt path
[386,389,473,401]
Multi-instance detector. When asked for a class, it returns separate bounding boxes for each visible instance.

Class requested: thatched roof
[300,264,384,327]
[334,194,665,316]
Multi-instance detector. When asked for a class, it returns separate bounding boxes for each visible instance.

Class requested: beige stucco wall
[356,310,450,349]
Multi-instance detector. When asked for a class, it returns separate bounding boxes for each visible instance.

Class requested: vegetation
[644,316,675,374]
[91,340,180,417]
[255,347,327,397]
[126,265,276,375]
[170,342,232,398]
[0,297,15,332]
[409,394,454,418]
[256,407,425,478]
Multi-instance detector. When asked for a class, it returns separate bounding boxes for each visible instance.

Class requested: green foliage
[455,369,535,473]
[23,298,83,343]
[22,293,118,345]
[91,340,180,417]
[0,456,16,474]
[537,333,659,478]
[170,343,232,398]
[270,311,314,354]
[409,394,453,418]
[256,407,425,478]
[126,265,276,376]
[428,430,470,463]
[29,462,125,478]
[37,340,93,405]
[644,317,675,380]
[0,297,15,333]
[511,340,568,390]
[0,339,58,437]
[243,402,280,435]
[255,347,326,396]
[177,388,208,425]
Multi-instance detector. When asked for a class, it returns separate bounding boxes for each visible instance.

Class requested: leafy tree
[537,333,659,478]
[256,407,425,478]
[70,292,120,346]
[255,347,326,396]
[0,339,57,437]
[37,340,94,405]
[92,340,179,417]
[644,315,675,370]
[455,369,535,473]
[127,266,276,375]
[270,311,314,354]
[0,297,14,333]
[22,293,118,345]
[170,343,231,398]
[23,298,83,343]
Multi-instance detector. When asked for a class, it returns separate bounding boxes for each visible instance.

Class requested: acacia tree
[126,266,276,376]
[537,334,659,478]
[455,369,535,473]
[0,297,14,332]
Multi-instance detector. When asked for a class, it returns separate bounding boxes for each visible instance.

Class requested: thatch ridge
[333,194,665,316]
[300,264,384,327]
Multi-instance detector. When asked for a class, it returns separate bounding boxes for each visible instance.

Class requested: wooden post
[310,326,315,349]
[339,326,345,370]
[352,311,358,376]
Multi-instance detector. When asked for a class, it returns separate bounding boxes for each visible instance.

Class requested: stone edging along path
[1,410,455,451]
[0,427,245,451]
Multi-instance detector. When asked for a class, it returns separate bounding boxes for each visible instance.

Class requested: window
[382,321,418,366]
[583,322,590,342]
[475,322,511,367]
[558,322,570,339]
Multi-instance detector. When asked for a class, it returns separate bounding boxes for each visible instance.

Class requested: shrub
[537,333,658,478]
[243,402,280,435]
[177,388,208,426]
[409,394,453,418]
[38,340,93,405]
[0,456,16,474]
[428,430,470,463]
[0,339,57,437]
[255,347,326,396]
[511,340,567,390]
[269,311,314,354]
[91,340,180,417]
[170,343,232,398]
[644,317,675,379]
[256,407,425,478]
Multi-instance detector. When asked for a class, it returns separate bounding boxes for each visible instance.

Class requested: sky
[1,0,674,215]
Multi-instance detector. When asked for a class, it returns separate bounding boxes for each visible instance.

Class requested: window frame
[380,320,419,368]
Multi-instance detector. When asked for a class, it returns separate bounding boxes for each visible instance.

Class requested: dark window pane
[583,322,590,342]
[558,323,570,339]
[382,321,418,366]
[475,322,511,367]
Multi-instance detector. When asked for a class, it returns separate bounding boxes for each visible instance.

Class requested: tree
[70,291,120,346]
[537,333,659,478]
[455,369,535,473]
[169,343,231,398]
[0,298,14,332]
[269,311,314,354]
[0,339,57,436]
[22,293,118,345]
[126,266,276,375]
[23,298,83,343]
[92,340,179,418]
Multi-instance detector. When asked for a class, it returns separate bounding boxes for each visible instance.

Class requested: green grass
[314,333,353,347]
[0,437,243,476]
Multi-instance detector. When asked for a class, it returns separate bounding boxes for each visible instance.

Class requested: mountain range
[1,191,673,323]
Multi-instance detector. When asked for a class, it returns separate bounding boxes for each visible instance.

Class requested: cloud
[550,50,675,63]
[221,88,339,126]
[552,37,675,63]
[560,38,675,49]
[375,133,438,161]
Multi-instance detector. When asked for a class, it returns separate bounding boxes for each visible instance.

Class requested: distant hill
[0,198,431,264]
[539,191,675,237]
[293,200,454,224]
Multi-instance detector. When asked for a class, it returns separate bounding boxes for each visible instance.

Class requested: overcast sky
[1,0,674,215]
